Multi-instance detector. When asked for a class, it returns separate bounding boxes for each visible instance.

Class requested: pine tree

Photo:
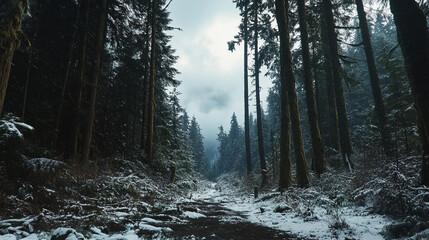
[322,0,354,170]
[253,0,268,187]
[54,0,82,147]
[355,0,392,156]
[231,0,253,175]
[274,0,292,189]
[189,117,209,177]
[297,0,327,176]
[81,0,108,163]
[243,0,252,175]
[67,0,91,161]
[145,0,157,164]
[275,0,309,187]
[389,0,429,186]
[320,16,340,153]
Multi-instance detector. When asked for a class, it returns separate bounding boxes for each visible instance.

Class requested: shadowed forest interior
[1,0,429,239]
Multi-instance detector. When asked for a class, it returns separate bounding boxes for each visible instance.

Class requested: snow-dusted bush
[23,157,65,184]
[0,116,34,178]
[352,156,429,218]
[25,158,64,173]
[350,155,429,238]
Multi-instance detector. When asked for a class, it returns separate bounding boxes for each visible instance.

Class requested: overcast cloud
[169,0,272,145]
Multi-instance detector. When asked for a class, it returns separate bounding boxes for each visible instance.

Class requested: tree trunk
[54,0,81,147]
[22,23,38,120]
[34,40,48,120]
[297,0,327,176]
[321,13,340,153]
[275,0,292,190]
[0,0,27,115]
[313,45,323,140]
[81,0,108,164]
[146,0,157,165]
[390,0,429,186]
[270,129,276,180]
[281,0,309,187]
[68,0,90,160]
[322,0,354,170]
[254,0,267,187]
[244,0,252,175]
[141,5,151,151]
[356,0,392,156]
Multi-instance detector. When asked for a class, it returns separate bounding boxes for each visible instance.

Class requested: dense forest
[1,0,429,239]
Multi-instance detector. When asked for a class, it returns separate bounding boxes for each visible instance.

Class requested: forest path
[154,184,305,240]
[164,199,301,239]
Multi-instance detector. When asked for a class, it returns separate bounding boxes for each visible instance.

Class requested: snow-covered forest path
[0,175,390,240]
[165,192,300,239]
[173,180,389,240]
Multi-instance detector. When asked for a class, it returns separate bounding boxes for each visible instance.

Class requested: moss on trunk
[276,0,309,188]
[275,0,292,190]
[297,0,327,176]
[0,0,28,115]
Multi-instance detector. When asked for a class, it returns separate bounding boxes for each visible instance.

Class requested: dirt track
[158,199,306,240]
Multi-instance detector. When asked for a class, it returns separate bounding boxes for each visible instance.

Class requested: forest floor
[1,153,429,239]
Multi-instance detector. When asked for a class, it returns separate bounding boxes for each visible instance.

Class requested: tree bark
[356,0,392,156]
[54,0,81,147]
[297,0,327,176]
[320,12,340,152]
[282,0,309,187]
[146,0,157,165]
[254,0,267,187]
[141,4,151,151]
[390,0,429,186]
[22,23,38,120]
[68,0,90,160]
[81,0,108,164]
[322,0,354,170]
[243,0,252,175]
[274,0,292,190]
[0,0,27,115]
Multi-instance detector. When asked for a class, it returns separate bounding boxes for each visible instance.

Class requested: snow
[10,121,34,132]
[2,155,418,240]
[0,178,394,240]
[0,234,16,240]
[20,234,39,240]
[141,217,163,224]
[105,231,138,240]
[181,211,206,219]
[0,120,23,141]
[192,173,394,240]
[138,223,163,232]
[65,235,78,240]
[25,158,64,173]
[219,191,390,240]
[90,227,108,237]
[0,118,34,144]
[137,222,172,234]
[112,212,130,217]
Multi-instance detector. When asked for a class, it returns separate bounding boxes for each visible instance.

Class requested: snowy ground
[2,155,429,239]
[0,177,394,240]
[0,181,295,240]
[184,181,391,240]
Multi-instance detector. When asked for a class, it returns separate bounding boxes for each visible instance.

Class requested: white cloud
[193,15,243,74]
[170,1,273,144]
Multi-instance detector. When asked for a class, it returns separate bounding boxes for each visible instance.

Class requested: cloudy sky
[169,0,272,145]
